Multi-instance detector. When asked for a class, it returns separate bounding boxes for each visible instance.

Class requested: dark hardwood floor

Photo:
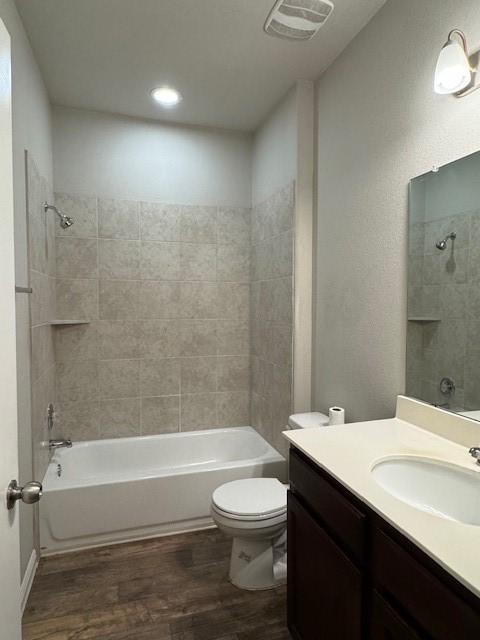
[23,528,289,640]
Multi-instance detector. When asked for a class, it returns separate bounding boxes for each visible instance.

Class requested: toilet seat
[212,503,287,531]
[212,478,287,521]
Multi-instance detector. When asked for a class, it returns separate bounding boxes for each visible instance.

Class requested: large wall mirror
[407,150,480,420]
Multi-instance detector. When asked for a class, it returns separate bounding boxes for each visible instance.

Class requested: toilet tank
[287,412,329,429]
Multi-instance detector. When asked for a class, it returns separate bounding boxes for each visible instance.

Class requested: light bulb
[434,36,471,95]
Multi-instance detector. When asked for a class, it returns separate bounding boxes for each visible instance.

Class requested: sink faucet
[49,438,72,451]
[469,447,480,465]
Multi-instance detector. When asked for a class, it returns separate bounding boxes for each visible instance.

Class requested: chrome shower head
[44,202,74,229]
[59,214,74,229]
[435,231,456,250]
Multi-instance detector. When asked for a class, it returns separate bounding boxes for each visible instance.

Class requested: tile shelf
[407,317,441,323]
[49,320,90,326]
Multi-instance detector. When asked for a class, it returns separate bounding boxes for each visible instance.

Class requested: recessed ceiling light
[150,86,182,107]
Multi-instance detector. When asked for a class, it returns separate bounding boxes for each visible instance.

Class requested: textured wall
[53,194,251,439]
[250,182,294,456]
[314,0,480,422]
[53,107,252,207]
[251,87,297,207]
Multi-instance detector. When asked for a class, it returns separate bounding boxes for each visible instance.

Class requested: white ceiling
[15,0,385,131]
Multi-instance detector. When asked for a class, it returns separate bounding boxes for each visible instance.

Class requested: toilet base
[229,536,286,591]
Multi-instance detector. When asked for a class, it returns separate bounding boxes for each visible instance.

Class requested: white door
[0,17,22,640]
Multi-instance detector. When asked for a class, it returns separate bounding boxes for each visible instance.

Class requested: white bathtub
[39,427,286,554]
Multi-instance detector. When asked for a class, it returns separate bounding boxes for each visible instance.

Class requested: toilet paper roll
[328,406,345,425]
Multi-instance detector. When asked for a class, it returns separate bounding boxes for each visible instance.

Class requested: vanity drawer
[369,591,421,640]
[289,448,366,561]
[372,528,479,640]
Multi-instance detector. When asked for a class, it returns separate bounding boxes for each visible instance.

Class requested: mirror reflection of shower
[43,202,74,229]
[435,231,456,251]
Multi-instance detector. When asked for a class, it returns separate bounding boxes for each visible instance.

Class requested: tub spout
[49,438,72,450]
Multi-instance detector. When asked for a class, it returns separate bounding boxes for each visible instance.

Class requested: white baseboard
[20,549,38,613]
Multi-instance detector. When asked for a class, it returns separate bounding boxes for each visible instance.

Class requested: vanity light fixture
[150,86,182,107]
[434,29,479,97]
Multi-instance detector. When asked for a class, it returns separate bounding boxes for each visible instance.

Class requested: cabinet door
[372,527,480,640]
[288,492,362,640]
[370,592,421,640]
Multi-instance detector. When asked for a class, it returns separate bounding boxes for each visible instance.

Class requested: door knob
[6,479,42,510]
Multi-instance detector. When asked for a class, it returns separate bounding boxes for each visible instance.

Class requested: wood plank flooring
[23,528,289,640]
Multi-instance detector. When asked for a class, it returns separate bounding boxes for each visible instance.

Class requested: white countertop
[284,397,480,597]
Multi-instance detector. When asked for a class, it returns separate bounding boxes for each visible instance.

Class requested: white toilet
[211,412,329,590]
[211,478,287,590]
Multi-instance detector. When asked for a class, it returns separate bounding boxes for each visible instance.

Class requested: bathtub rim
[44,426,285,491]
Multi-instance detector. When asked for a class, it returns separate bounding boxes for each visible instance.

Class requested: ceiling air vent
[264,0,334,41]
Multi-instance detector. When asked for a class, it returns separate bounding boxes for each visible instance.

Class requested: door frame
[0,14,22,640]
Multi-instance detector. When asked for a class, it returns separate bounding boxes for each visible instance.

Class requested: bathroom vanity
[284,396,480,640]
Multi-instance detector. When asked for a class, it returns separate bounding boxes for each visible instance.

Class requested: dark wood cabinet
[288,447,480,640]
[289,448,366,562]
[369,592,421,640]
[288,492,362,640]
[372,528,479,640]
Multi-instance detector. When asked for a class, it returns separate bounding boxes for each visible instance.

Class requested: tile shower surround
[250,184,294,456]
[53,195,253,439]
[407,210,480,410]
[27,154,57,481]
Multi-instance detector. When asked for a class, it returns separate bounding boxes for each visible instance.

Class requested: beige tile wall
[54,194,251,439]
[250,182,294,455]
[27,153,57,480]
[407,209,480,411]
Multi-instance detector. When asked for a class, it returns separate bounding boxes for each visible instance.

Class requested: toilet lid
[212,478,287,517]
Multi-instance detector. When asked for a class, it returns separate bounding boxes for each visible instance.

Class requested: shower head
[59,215,74,229]
[435,231,456,250]
[44,202,74,229]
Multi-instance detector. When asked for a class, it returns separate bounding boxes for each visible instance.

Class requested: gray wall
[314,0,480,422]
[53,107,252,207]
[251,87,297,206]
[0,0,52,581]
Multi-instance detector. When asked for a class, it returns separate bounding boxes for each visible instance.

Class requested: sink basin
[371,456,480,525]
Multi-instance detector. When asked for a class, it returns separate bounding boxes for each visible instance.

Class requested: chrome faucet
[469,447,480,465]
[49,438,73,451]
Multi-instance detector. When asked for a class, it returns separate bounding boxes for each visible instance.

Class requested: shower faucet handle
[49,438,73,450]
